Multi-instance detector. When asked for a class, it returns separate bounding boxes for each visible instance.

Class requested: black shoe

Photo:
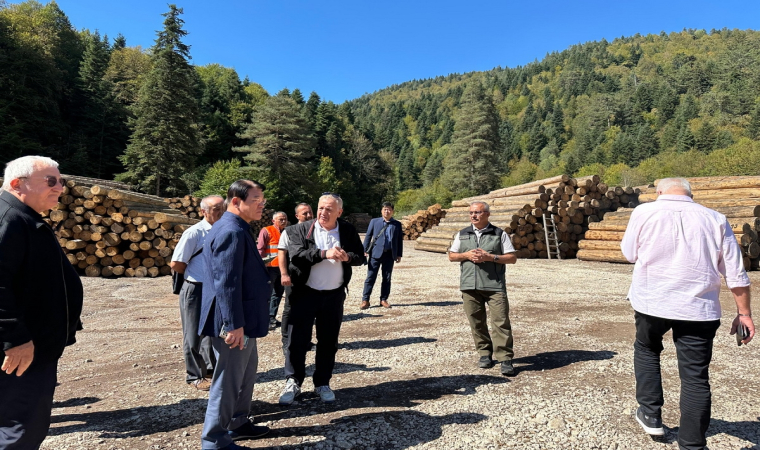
[500,360,515,376]
[229,422,270,441]
[478,355,493,369]
[635,406,664,436]
[307,341,316,352]
[268,319,277,331]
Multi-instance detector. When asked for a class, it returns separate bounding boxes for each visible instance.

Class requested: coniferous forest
[4,1,760,215]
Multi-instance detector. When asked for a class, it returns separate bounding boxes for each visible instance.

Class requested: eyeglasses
[469,211,487,215]
[19,176,66,187]
[322,192,341,198]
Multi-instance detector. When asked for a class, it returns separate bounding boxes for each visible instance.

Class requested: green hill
[349,29,760,212]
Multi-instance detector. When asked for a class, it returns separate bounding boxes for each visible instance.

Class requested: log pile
[41,181,198,278]
[168,195,202,218]
[400,204,446,240]
[414,175,640,259]
[345,213,372,233]
[578,176,760,270]
[249,209,274,239]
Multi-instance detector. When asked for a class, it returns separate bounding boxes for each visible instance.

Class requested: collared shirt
[383,219,392,250]
[449,223,515,254]
[621,194,750,321]
[171,219,212,283]
[307,221,343,290]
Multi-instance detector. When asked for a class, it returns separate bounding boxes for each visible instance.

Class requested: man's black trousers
[286,285,345,387]
[634,311,720,450]
[0,359,58,449]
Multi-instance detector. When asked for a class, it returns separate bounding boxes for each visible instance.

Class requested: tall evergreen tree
[117,5,201,195]
[441,83,501,198]
[233,95,315,209]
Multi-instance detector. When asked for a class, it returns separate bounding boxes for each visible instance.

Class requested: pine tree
[233,95,315,209]
[117,5,201,195]
[441,83,501,198]
[290,88,304,105]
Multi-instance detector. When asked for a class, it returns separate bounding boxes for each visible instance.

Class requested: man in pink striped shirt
[621,177,755,450]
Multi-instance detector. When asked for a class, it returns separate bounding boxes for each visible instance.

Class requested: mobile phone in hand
[736,324,750,346]
[219,328,249,349]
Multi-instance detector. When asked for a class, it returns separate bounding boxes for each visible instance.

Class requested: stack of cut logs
[168,195,201,218]
[578,176,760,270]
[414,175,639,259]
[400,204,446,240]
[41,181,199,278]
[249,209,274,239]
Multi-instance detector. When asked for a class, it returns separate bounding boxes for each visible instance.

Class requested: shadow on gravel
[340,336,437,350]
[266,410,487,449]
[398,301,462,307]
[343,312,383,322]
[48,398,207,437]
[706,418,760,447]
[513,350,616,373]
[52,397,101,408]
[257,362,391,383]
[254,374,507,423]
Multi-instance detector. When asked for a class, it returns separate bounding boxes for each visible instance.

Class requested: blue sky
[37,1,760,102]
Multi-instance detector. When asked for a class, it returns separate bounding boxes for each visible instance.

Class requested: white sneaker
[278,378,301,405]
[315,385,335,402]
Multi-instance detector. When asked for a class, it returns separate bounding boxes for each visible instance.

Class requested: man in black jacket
[278,193,365,404]
[0,155,84,449]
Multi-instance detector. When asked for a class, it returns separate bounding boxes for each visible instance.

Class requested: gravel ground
[41,241,759,450]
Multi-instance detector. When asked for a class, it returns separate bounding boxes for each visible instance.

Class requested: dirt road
[42,242,759,449]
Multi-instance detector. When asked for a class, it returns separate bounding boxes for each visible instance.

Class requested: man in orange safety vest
[258,211,288,330]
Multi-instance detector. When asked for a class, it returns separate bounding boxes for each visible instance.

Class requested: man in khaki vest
[448,201,517,376]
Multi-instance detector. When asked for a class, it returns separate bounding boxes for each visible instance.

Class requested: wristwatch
[493,255,499,262]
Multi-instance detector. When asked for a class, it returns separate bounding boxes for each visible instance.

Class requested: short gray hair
[273,211,287,219]
[656,178,692,196]
[319,194,343,209]
[200,195,224,211]
[2,155,59,190]
[469,201,490,212]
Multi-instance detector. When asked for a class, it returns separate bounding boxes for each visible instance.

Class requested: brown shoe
[380,300,391,309]
[360,300,370,310]
[191,378,211,391]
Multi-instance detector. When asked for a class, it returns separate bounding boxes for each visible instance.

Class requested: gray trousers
[179,282,216,382]
[201,336,259,449]
[461,290,514,361]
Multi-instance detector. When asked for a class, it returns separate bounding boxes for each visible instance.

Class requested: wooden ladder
[542,214,562,260]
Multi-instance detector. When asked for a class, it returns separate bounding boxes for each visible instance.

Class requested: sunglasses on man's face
[20,175,66,187]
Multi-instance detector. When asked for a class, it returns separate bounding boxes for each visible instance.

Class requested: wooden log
[583,230,626,241]
[588,222,629,232]
[654,176,760,191]
[85,265,102,277]
[576,249,631,263]
[414,242,450,253]
[578,240,623,251]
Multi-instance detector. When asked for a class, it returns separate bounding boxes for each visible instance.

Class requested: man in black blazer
[361,202,403,309]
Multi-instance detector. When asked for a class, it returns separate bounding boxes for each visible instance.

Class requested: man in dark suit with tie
[199,180,272,450]
[361,202,403,309]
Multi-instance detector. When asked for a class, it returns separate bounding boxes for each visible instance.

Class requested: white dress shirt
[620,194,750,321]
[307,221,344,290]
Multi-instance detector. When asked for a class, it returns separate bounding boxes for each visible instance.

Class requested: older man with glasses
[170,195,225,391]
[0,156,84,449]
[448,201,518,376]
[278,192,365,404]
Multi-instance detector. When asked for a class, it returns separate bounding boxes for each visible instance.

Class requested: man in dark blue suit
[361,202,403,309]
[199,180,272,450]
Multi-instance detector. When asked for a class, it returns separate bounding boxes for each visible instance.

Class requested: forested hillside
[351,28,760,212]
[3,0,760,215]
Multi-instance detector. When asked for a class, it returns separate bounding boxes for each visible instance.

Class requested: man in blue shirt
[361,202,403,309]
